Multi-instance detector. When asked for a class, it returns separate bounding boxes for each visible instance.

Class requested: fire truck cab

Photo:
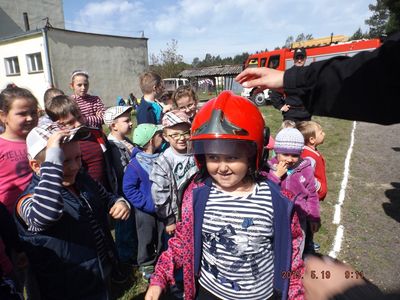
[241,36,381,106]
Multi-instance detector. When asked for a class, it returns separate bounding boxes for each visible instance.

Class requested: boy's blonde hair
[139,71,162,94]
[172,85,198,104]
[296,120,321,143]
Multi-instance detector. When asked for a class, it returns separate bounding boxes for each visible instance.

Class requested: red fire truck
[241,36,382,105]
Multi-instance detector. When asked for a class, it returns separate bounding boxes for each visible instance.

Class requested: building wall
[47,28,148,107]
[0,0,64,36]
[0,32,50,107]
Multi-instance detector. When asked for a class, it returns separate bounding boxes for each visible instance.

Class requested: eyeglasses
[294,56,305,61]
[167,130,191,140]
[178,103,196,111]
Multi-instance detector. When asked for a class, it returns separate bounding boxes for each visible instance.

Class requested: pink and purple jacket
[150,177,297,300]
[266,157,320,222]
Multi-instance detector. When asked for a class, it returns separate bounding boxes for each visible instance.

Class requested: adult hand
[303,255,364,300]
[144,285,163,300]
[109,200,130,220]
[235,67,285,90]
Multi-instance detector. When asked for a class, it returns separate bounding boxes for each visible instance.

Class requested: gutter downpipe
[41,27,54,87]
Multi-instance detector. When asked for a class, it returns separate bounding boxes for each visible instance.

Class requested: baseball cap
[162,110,191,128]
[26,123,90,159]
[103,106,133,126]
[133,123,164,147]
[294,48,307,58]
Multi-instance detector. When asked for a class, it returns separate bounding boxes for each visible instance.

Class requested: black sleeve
[0,203,23,253]
[269,89,285,110]
[283,31,400,125]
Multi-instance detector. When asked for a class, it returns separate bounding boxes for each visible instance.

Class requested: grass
[111,104,353,299]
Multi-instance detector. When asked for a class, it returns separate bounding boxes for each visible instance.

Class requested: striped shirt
[18,149,122,271]
[199,182,274,300]
[72,94,105,129]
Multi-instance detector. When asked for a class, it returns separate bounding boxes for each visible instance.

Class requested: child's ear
[69,82,74,90]
[0,110,6,123]
[29,159,41,175]
[308,136,316,145]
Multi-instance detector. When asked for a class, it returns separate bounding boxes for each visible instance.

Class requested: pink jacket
[267,157,320,222]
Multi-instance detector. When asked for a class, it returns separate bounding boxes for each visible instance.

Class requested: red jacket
[301,146,327,200]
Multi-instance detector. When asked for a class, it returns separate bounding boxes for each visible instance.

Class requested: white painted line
[329,225,344,258]
[329,121,357,258]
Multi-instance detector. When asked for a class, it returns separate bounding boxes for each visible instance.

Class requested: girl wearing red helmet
[145,91,301,300]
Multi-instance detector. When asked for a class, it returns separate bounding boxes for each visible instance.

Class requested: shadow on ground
[383,182,400,223]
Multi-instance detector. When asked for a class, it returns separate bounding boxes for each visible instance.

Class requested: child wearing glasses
[150,110,198,236]
[172,85,198,121]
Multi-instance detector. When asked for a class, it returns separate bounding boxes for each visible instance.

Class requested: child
[123,124,164,281]
[38,87,64,126]
[104,106,138,265]
[70,69,105,129]
[146,91,297,300]
[0,87,38,214]
[158,91,174,114]
[172,84,198,121]
[15,123,130,299]
[0,86,39,300]
[136,72,164,125]
[267,128,320,256]
[46,95,118,193]
[150,110,198,235]
[296,121,327,200]
[297,121,327,253]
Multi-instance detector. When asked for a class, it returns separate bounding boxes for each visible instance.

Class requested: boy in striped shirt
[14,123,130,299]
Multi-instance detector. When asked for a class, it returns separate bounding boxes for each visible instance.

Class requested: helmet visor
[190,139,256,157]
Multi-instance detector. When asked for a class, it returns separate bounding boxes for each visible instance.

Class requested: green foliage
[349,27,369,40]
[192,52,249,67]
[149,39,191,78]
[365,0,390,37]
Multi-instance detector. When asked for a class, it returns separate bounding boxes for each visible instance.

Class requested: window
[26,52,43,73]
[260,58,267,67]
[4,56,20,76]
[267,55,280,69]
[247,58,259,68]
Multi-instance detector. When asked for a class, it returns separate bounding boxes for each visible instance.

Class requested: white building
[0,0,148,107]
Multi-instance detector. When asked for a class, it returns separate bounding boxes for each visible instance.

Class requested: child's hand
[310,221,321,233]
[14,251,29,270]
[165,223,176,235]
[47,130,71,149]
[274,161,288,178]
[145,285,163,300]
[109,201,130,220]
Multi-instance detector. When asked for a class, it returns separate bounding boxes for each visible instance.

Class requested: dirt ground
[338,122,400,293]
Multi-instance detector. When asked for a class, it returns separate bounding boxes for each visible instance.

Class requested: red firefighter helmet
[190,91,265,169]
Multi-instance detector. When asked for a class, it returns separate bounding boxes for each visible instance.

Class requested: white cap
[103,106,133,126]
[26,123,90,159]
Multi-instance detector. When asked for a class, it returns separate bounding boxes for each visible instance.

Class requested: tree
[385,0,400,34]
[365,0,390,37]
[283,35,294,48]
[349,27,368,40]
[150,39,188,78]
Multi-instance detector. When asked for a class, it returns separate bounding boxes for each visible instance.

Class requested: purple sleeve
[303,166,320,221]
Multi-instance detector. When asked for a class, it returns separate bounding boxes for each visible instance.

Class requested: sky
[63,0,375,64]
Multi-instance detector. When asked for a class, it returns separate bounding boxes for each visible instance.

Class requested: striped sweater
[72,94,105,129]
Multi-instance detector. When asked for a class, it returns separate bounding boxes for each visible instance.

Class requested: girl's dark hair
[0,86,38,114]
